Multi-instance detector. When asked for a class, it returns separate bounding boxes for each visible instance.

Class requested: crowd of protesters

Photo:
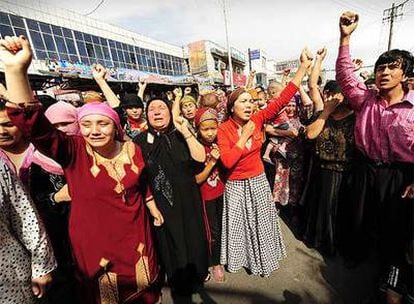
[0,10,413,304]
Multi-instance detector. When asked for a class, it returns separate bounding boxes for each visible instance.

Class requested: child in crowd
[180,95,198,135]
[194,107,226,282]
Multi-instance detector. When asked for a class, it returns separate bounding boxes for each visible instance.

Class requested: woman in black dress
[134,95,209,296]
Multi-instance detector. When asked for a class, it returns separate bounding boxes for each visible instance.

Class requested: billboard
[274,59,300,72]
[188,41,208,75]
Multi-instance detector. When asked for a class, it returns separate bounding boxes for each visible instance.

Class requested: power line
[84,0,105,16]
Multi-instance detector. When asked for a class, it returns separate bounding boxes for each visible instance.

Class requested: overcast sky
[44,0,414,70]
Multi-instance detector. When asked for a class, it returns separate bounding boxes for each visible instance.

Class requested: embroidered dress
[7,105,160,304]
[0,161,56,304]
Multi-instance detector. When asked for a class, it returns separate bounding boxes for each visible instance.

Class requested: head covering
[200,93,219,109]
[78,102,124,140]
[82,91,104,104]
[37,95,57,109]
[121,93,144,109]
[180,95,197,107]
[145,97,173,133]
[45,101,79,135]
[194,107,218,128]
[226,87,247,115]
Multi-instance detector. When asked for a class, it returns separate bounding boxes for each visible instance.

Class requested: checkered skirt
[220,173,286,277]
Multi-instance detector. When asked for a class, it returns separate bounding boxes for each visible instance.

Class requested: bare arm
[92,64,121,108]
[246,70,256,89]
[308,47,326,112]
[306,98,339,139]
[195,147,220,184]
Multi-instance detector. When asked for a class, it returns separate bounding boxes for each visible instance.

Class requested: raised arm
[308,47,326,112]
[336,11,369,111]
[92,64,120,108]
[255,48,313,124]
[1,36,76,167]
[306,95,342,140]
[172,87,205,162]
[137,80,147,101]
[246,70,256,89]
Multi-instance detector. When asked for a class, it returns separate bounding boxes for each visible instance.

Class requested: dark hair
[255,85,265,92]
[374,49,414,75]
[37,95,57,109]
[226,87,246,116]
[364,78,376,86]
[323,80,342,95]
[121,93,144,109]
[0,100,5,110]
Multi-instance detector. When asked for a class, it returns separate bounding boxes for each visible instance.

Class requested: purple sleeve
[335,45,370,112]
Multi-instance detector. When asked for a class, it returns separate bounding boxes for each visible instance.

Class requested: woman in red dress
[1,35,163,304]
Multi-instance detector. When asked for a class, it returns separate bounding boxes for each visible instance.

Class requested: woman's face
[126,107,143,120]
[285,101,297,117]
[232,92,255,122]
[198,120,218,144]
[147,100,171,131]
[79,114,116,149]
[0,110,24,149]
[53,121,78,135]
[181,101,196,120]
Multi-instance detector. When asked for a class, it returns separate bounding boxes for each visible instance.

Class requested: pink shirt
[336,45,414,164]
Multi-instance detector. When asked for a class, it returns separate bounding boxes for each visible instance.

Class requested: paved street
[162,220,381,304]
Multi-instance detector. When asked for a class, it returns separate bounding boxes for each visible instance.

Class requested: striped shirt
[336,45,414,164]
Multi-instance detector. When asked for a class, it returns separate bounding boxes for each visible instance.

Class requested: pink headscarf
[45,101,79,136]
[77,102,124,140]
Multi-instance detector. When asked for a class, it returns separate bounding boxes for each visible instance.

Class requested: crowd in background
[0,11,413,304]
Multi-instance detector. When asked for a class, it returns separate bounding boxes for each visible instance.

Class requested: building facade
[187,40,247,87]
[0,0,188,83]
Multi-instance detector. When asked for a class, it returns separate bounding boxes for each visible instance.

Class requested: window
[65,38,77,54]
[70,55,79,63]
[54,36,67,53]
[83,33,92,42]
[26,19,39,31]
[95,45,103,59]
[35,50,47,60]
[102,46,110,60]
[62,28,72,38]
[13,27,27,37]
[39,22,52,34]
[29,30,45,50]
[74,31,83,41]
[42,33,56,52]
[91,35,99,44]
[51,25,62,36]
[0,24,14,37]
[0,12,10,25]
[85,42,95,57]
[76,41,87,56]
[10,15,24,28]
[110,48,118,61]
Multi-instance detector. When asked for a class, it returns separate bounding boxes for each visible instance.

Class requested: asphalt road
[161,220,381,304]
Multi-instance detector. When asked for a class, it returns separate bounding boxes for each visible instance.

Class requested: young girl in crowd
[180,94,198,135]
[2,35,163,304]
[217,48,313,276]
[194,107,226,282]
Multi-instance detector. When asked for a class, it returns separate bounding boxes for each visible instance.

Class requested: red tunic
[7,105,159,303]
[217,82,298,180]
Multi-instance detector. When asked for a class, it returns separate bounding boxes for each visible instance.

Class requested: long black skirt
[303,164,350,256]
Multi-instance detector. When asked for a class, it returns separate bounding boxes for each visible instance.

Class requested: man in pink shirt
[336,11,413,302]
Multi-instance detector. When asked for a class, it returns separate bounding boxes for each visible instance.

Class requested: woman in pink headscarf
[3,35,164,304]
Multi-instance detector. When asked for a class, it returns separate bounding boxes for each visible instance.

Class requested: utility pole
[383,0,409,51]
[222,0,234,89]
